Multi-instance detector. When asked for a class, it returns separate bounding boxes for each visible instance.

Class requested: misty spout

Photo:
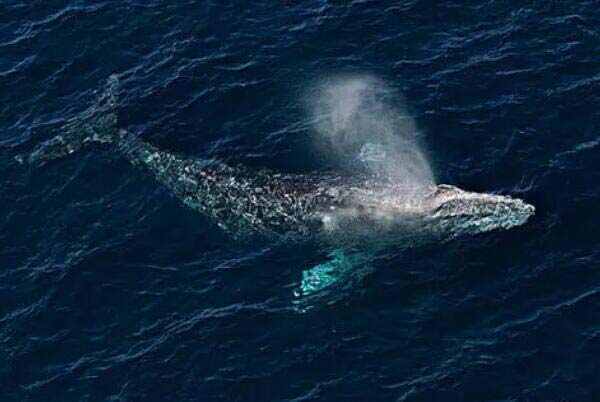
[308,75,435,191]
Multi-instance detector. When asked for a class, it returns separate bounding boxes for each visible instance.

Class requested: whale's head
[422,184,535,236]
[317,183,534,242]
[315,182,534,244]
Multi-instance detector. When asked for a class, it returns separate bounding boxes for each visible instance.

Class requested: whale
[19,76,535,298]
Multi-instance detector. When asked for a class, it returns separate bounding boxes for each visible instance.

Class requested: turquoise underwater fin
[294,249,374,301]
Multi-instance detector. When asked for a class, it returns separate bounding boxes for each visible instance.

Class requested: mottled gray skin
[117,129,357,238]
[23,129,535,243]
[115,130,535,242]
[22,76,535,244]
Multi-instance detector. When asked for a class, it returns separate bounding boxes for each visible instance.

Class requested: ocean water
[2,1,600,401]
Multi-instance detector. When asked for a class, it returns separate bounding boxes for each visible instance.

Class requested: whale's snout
[494,195,535,228]
[426,184,535,235]
[521,201,536,222]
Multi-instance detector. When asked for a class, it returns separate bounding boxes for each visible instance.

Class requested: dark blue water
[2,1,600,401]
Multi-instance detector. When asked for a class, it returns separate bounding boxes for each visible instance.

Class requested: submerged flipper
[294,249,374,301]
[16,75,120,166]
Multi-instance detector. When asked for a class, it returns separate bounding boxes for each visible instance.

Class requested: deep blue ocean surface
[2,1,600,401]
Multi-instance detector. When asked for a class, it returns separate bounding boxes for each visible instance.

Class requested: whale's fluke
[16,75,120,166]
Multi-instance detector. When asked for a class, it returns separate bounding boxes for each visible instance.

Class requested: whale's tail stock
[16,75,121,166]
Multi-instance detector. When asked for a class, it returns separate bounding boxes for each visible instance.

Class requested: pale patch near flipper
[293,249,374,309]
